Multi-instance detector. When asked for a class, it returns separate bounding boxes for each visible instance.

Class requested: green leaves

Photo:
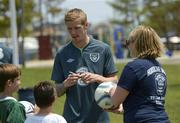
[109,0,180,37]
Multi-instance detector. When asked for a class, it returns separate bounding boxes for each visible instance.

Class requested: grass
[19,63,180,123]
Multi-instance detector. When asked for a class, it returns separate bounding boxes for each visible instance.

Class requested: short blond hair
[64,8,87,25]
[128,25,164,59]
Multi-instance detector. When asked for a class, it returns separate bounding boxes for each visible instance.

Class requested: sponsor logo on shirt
[76,67,88,86]
[66,58,75,63]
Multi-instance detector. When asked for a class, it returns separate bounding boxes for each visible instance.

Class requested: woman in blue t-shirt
[108,25,170,123]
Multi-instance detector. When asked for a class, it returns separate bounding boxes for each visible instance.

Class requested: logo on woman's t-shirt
[155,73,166,95]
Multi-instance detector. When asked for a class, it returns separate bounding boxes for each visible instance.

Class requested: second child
[25,81,67,123]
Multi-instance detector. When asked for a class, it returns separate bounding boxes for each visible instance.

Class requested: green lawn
[20,63,180,123]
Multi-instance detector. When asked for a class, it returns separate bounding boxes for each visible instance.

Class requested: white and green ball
[94,82,117,109]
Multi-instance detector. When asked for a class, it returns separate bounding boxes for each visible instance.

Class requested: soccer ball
[94,82,117,109]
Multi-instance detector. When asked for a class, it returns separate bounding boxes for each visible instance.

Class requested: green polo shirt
[0,97,26,123]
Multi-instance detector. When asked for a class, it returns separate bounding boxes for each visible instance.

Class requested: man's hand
[56,71,81,97]
[79,72,103,84]
[63,71,81,88]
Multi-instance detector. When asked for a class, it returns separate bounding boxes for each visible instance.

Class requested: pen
[69,71,75,74]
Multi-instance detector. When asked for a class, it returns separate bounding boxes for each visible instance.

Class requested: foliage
[39,0,65,35]
[0,0,65,37]
[34,0,65,28]
[109,0,180,37]
[45,0,64,17]
[168,1,180,36]
[108,0,142,28]
[0,0,36,36]
[142,0,180,37]
[20,63,180,123]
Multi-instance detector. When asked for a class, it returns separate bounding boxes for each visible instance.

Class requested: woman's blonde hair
[64,8,87,25]
[128,25,164,59]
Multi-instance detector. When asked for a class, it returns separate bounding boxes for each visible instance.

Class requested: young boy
[25,81,67,123]
[0,64,26,123]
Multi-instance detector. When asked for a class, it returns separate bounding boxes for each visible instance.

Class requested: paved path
[116,56,180,64]
[26,59,54,68]
[25,55,180,68]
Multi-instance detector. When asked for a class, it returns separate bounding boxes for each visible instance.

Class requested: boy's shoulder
[0,96,17,103]
[0,96,26,123]
[0,96,23,109]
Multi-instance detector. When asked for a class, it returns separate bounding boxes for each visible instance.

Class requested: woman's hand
[105,104,124,114]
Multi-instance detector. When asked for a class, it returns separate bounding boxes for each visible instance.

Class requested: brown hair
[128,25,164,59]
[0,64,21,92]
[64,8,87,25]
[33,81,56,108]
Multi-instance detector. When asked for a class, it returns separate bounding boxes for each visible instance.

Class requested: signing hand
[79,72,102,84]
[63,72,81,88]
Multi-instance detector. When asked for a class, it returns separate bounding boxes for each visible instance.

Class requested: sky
[60,0,114,25]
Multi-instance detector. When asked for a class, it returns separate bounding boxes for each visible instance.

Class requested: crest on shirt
[89,53,100,62]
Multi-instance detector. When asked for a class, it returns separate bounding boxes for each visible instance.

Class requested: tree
[109,0,180,35]
[142,0,180,50]
[0,0,36,37]
[108,0,145,39]
[108,0,143,28]
[34,0,65,35]
[37,0,65,58]
[109,0,180,51]
[142,0,172,36]
[44,0,64,37]
[167,1,180,36]
[0,0,37,66]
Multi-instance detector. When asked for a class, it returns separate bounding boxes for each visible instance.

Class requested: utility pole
[39,0,43,35]
[20,0,25,67]
[9,0,19,65]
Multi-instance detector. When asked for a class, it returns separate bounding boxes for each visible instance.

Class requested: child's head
[0,64,21,93]
[33,81,56,108]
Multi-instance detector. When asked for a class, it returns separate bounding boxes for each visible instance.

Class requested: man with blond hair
[51,8,118,123]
